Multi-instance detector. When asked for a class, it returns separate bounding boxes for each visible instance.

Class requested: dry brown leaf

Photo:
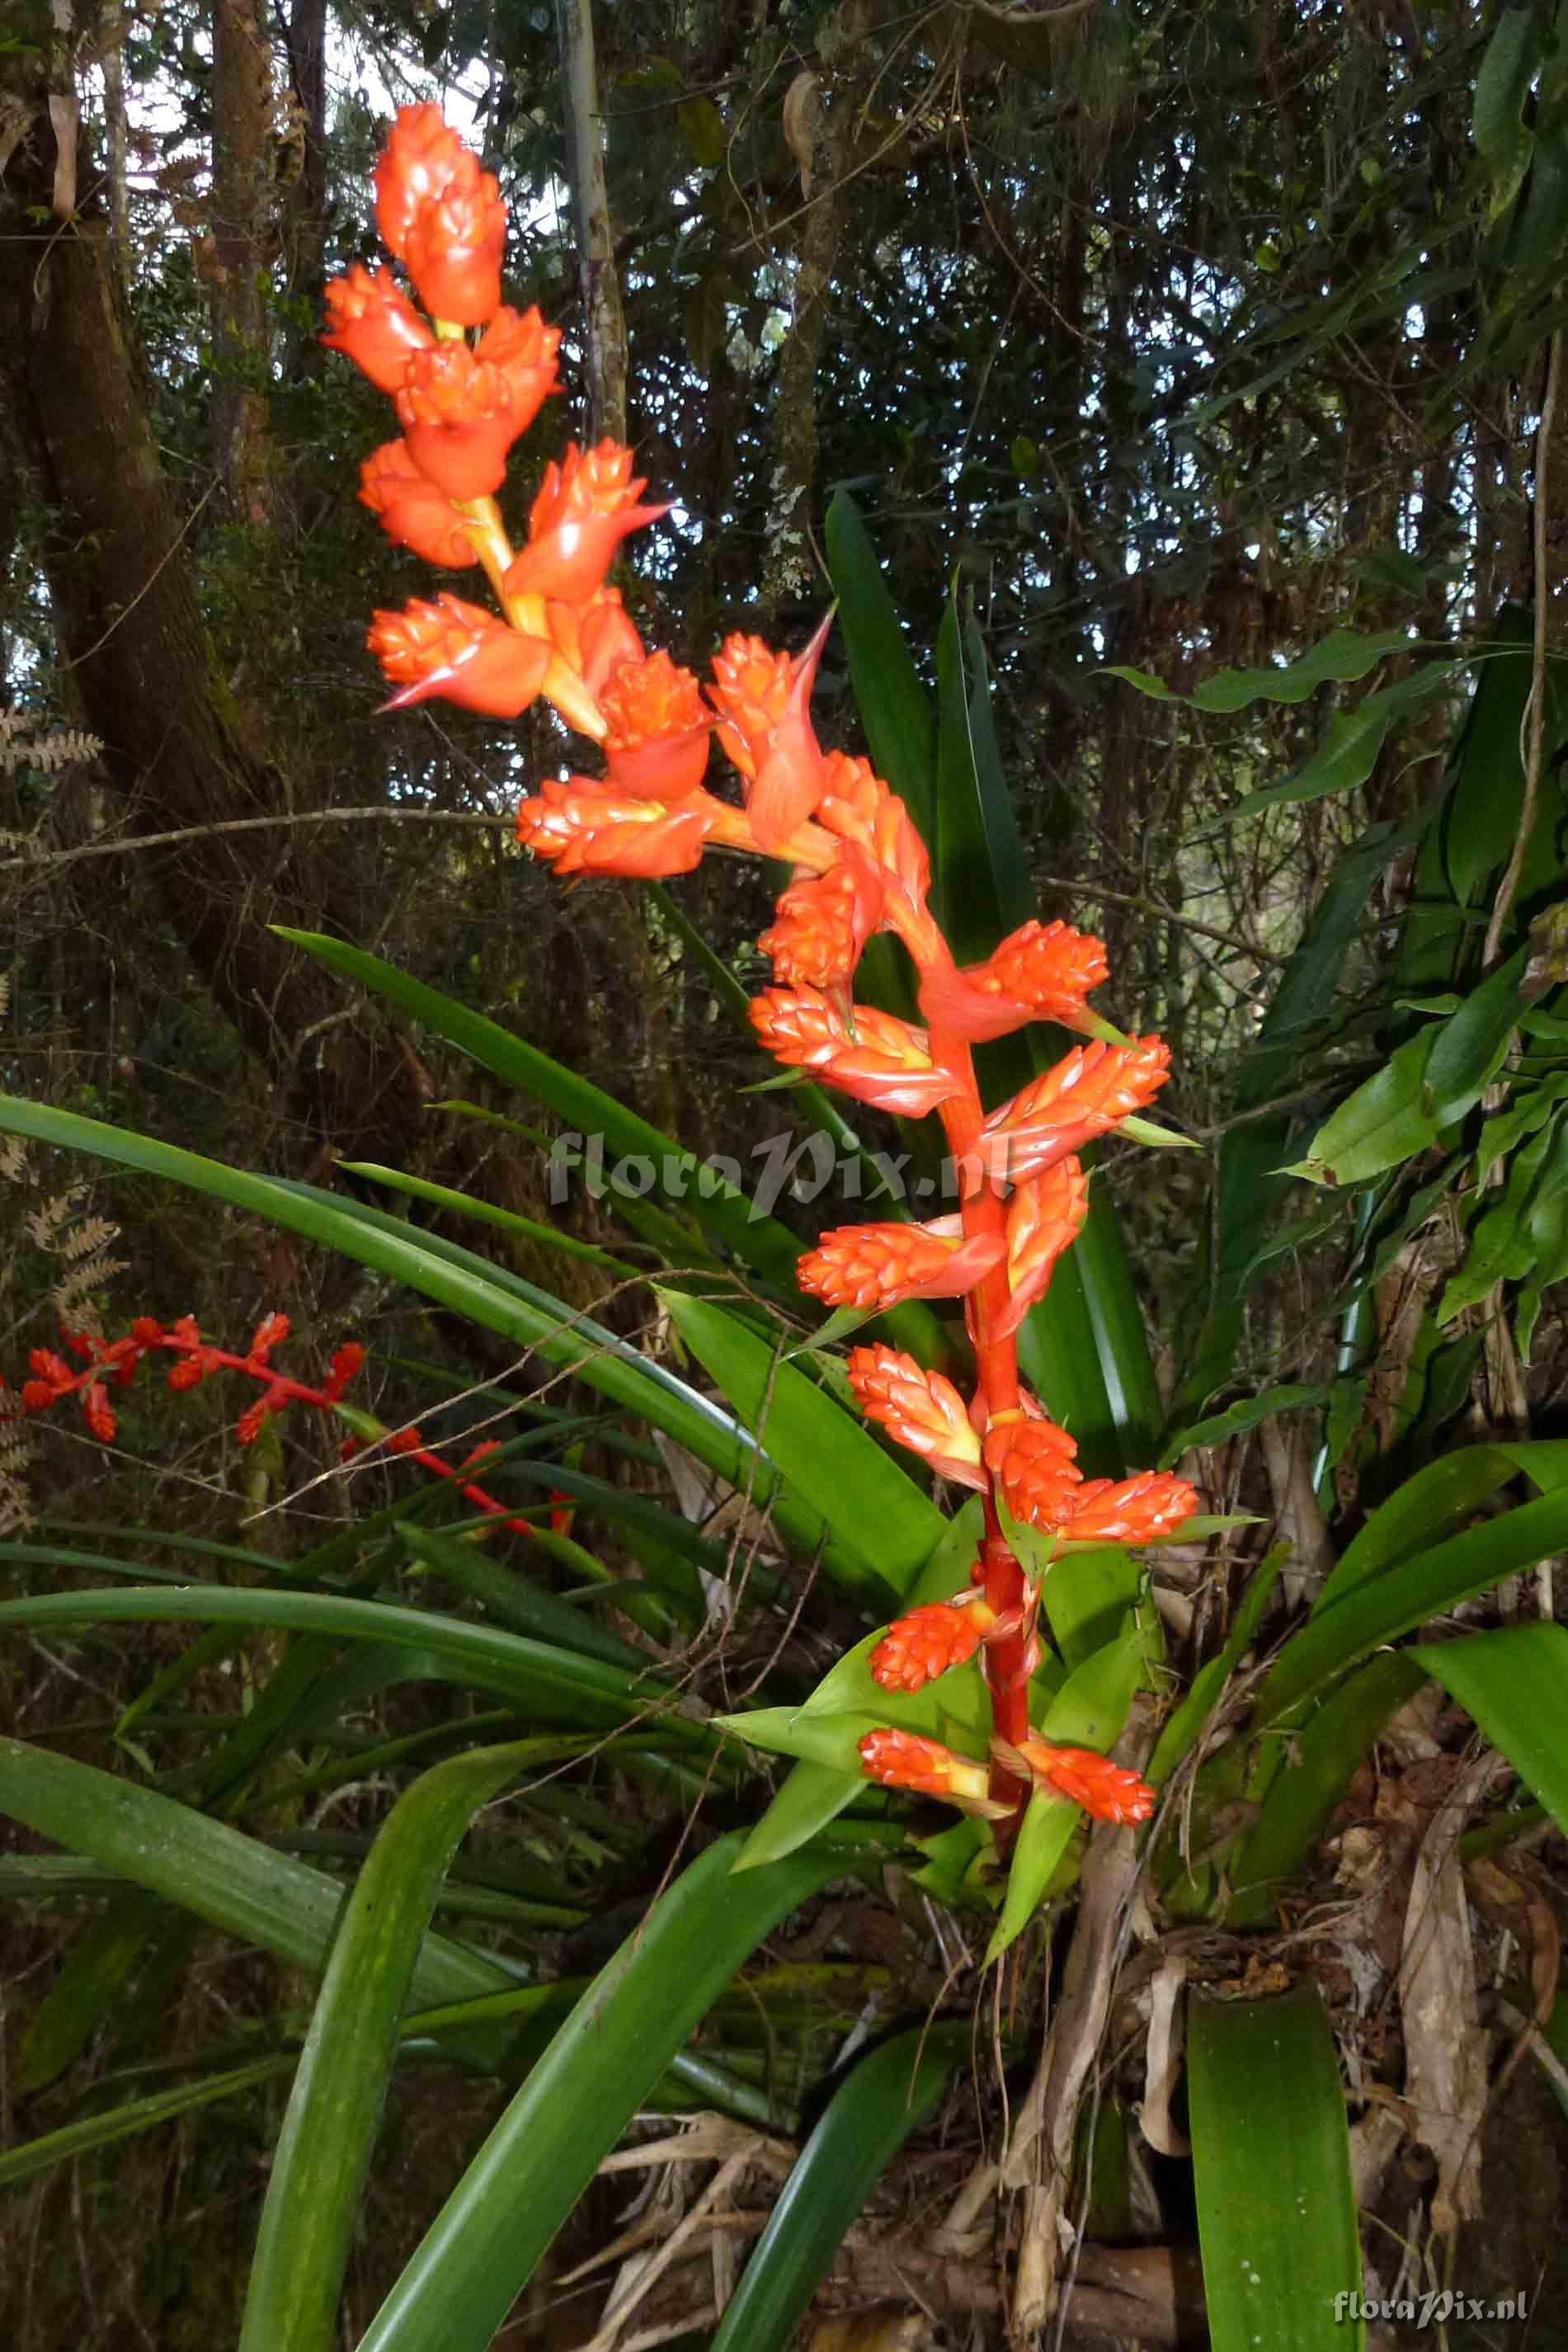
[1397,1751,1497,2234]
[782,71,822,198]
[807,2311,929,2352]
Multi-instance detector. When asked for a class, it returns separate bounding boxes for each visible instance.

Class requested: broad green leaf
[1474,0,1542,218]
[1040,1547,1142,1671]
[1158,1384,1331,1468]
[1417,1623,1568,1836]
[275,929,804,1291]
[1514,1118,1568,1358]
[1189,1983,1363,2351]
[240,1741,546,2352]
[1437,1117,1555,1323]
[1038,1622,1147,1750]
[355,1831,855,2352]
[734,1758,868,1869]
[707,2024,968,2352]
[657,1287,939,1600]
[1288,1030,1438,1185]
[1254,1482,1568,1724]
[1225,702,1388,820]
[1108,628,1412,714]
[1317,1440,1568,1610]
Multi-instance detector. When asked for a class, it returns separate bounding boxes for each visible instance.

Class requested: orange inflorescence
[600,652,711,799]
[857,1727,993,1809]
[748,987,959,1117]
[869,1600,991,1692]
[798,1218,1003,1313]
[333,105,1207,1868]
[846,1344,985,1487]
[516,775,716,877]
[920,918,1109,1044]
[758,859,885,992]
[1011,1738,1157,1826]
[982,1039,1172,1182]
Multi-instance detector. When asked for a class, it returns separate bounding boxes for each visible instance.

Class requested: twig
[1482,328,1562,967]
[0,804,510,877]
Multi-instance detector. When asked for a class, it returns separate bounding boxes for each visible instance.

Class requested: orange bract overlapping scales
[845,1343,985,1487]
[982,1037,1171,1181]
[996,1157,1090,1338]
[401,153,506,325]
[358,441,478,569]
[749,986,960,1116]
[319,265,434,393]
[857,1727,996,1812]
[919,917,1109,1043]
[503,440,668,605]
[758,856,885,991]
[798,1218,1003,1312]
[1009,1737,1156,1825]
[367,596,552,718]
[516,776,716,876]
[869,1600,990,1693]
[814,752,931,917]
[599,652,711,798]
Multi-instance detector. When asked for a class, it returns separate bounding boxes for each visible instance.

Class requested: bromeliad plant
[332,103,1195,1855]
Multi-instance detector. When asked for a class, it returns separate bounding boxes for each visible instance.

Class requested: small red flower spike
[374,104,471,260]
[1006,1737,1156,1825]
[919,918,1109,1044]
[401,150,507,325]
[846,1344,986,1487]
[320,264,435,393]
[995,1158,1090,1340]
[1055,1469,1197,1545]
[858,1727,1009,1817]
[368,595,553,719]
[502,440,669,605]
[748,987,960,1116]
[983,1412,1081,1532]
[247,1313,290,1363]
[81,1383,115,1442]
[516,776,717,876]
[758,857,886,992]
[599,652,711,798]
[359,441,480,569]
[982,1038,1171,1182]
[323,1342,366,1402]
[869,1600,986,1692]
[798,1218,1004,1313]
[709,634,793,779]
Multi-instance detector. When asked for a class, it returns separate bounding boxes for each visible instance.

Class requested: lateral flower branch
[329,106,1196,1847]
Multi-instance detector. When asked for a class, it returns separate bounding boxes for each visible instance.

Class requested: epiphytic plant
[332,103,1197,1860]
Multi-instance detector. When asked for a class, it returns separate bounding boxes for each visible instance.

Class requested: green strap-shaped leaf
[1189,1982,1363,2351]
[1106,627,1414,712]
[823,490,936,830]
[1417,1623,1568,1835]
[275,927,806,1291]
[658,1287,939,1600]
[1255,1482,1568,1723]
[707,2023,968,2352]
[355,1831,857,2352]
[239,1740,548,2352]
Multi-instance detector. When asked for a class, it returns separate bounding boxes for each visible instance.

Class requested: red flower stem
[924,992,1032,1843]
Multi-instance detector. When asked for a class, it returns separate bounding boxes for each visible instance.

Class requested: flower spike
[919,918,1109,1044]
[982,1037,1171,1182]
[858,1728,1010,1819]
[846,1344,985,1487]
[995,1158,1090,1339]
[368,596,553,719]
[798,1218,1004,1313]
[749,987,960,1116]
[1000,1737,1157,1826]
[320,265,434,393]
[359,441,479,570]
[517,777,716,876]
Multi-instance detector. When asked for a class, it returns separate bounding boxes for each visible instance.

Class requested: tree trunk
[553,0,628,445]
[0,40,421,1167]
[210,0,276,521]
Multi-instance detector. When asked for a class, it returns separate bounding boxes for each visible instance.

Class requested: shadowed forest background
[4,1,1568,2346]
